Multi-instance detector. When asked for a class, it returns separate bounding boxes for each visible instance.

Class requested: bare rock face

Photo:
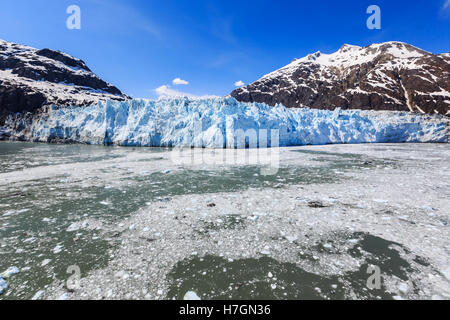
[231,42,450,115]
[0,39,130,123]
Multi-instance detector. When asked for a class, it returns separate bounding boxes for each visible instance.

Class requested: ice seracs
[2,97,448,147]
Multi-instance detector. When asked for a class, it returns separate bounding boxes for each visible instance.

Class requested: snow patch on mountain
[3,97,448,147]
[261,42,425,82]
[232,42,450,115]
[0,38,129,119]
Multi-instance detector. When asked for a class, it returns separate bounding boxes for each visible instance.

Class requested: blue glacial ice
[0,277,7,295]
[4,97,449,147]
[0,266,19,295]
[1,267,19,278]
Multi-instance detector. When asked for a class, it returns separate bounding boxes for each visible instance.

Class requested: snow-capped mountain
[0,39,129,123]
[231,42,450,115]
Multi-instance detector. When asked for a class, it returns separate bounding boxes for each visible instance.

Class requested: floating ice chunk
[57,293,69,300]
[184,291,201,300]
[53,245,63,254]
[261,246,271,255]
[422,205,435,212]
[41,259,51,267]
[398,282,409,295]
[31,290,45,300]
[66,223,80,232]
[2,210,14,217]
[1,266,19,278]
[286,235,298,243]
[66,221,89,232]
[442,268,450,281]
[0,277,8,295]
[115,271,127,279]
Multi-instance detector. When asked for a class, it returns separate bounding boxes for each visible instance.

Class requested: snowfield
[3,97,449,147]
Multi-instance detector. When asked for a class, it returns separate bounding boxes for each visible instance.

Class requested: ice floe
[1,266,19,279]
[0,277,7,295]
[183,291,201,300]
[0,267,19,296]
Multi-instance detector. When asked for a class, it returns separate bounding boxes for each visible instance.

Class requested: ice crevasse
[4,97,449,147]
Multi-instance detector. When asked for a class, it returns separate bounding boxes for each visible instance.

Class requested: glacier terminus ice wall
[2,97,449,147]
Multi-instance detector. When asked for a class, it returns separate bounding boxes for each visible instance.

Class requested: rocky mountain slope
[0,39,129,123]
[231,42,450,115]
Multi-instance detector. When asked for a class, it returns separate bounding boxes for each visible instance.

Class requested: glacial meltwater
[0,142,449,300]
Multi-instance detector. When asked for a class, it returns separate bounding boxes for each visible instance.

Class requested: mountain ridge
[0,39,130,123]
[231,41,450,115]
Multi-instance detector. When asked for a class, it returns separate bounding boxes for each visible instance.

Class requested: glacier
[2,97,449,147]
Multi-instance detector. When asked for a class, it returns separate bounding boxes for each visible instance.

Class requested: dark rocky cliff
[232,42,450,115]
[0,39,129,124]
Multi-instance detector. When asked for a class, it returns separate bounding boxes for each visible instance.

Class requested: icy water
[0,142,448,300]
[167,233,415,300]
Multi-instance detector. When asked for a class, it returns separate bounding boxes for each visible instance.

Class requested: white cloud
[443,0,450,10]
[172,78,189,85]
[234,81,245,87]
[155,85,196,98]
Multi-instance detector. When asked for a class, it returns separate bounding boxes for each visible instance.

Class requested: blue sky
[1,0,449,99]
